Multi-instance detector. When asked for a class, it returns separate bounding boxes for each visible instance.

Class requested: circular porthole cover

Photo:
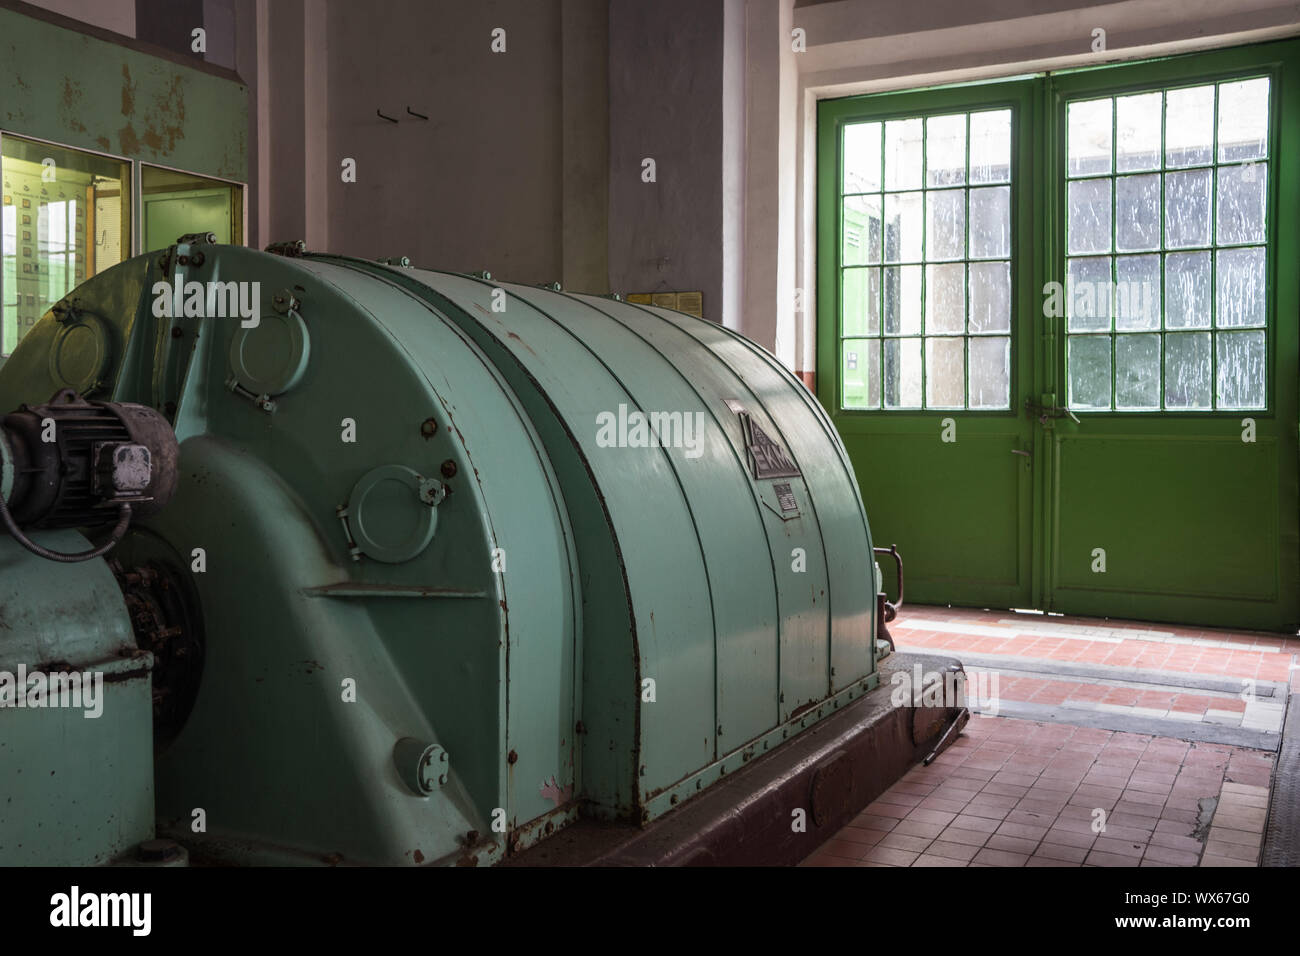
[48,313,111,395]
[228,309,310,396]
[347,465,438,563]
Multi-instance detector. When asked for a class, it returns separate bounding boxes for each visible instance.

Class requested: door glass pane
[1216,330,1266,409]
[1164,169,1212,249]
[1,135,130,357]
[1215,164,1266,246]
[1165,251,1211,328]
[1068,336,1111,409]
[969,110,1011,184]
[1115,175,1160,252]
[1067,256,1111,332]
[926,189,965,260]
[1115,333,1160,410]
[968,261,1010,332]
[1217,77,1269,163]
[883,192,922,263]
[841,267,880,336]
[1114,255,1160,330]
[883,337,922,408]
[1116,92,1162,172]
[968,336,1010,409]
[1068,98,1112,176]
[843,194,882,265]
[842,339,880,409]
[843,121,882,193]
[925,263,964,333]
[1067,178,1111,254]
[1216,247,1265,328]
[141,165,243,253]
[884,118,923,191]
[883,265,922,335]
[926,114,966,187]
[1164,332,1212,409]
[925,336,964,408]
[1165,85,1215,167]
[969,186,1010,258]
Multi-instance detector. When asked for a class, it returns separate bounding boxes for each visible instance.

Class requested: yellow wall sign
[625,291,704,319]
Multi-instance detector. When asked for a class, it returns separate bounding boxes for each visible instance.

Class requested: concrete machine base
[508,652,969,866]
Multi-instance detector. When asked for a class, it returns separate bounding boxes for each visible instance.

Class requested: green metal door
[817,79,1040,611]
[1043,43,1300,631]
[818,39,1300,632]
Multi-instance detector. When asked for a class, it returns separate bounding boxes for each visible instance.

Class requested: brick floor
[800,605,1289,868]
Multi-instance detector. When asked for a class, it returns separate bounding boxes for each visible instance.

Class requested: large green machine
[0,238,955,866]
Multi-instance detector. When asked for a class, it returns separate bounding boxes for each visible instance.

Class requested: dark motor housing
[2,388,178,529]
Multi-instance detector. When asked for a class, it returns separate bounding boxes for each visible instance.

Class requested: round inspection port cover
[229,309,310,396]
[348,465,438,563]
[48,314,110,394]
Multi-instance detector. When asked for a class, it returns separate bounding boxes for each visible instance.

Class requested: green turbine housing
[0,242,879,865]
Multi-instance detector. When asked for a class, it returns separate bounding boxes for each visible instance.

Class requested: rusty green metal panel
[0,5,246,181]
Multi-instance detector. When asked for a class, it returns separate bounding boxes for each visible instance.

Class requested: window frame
[818,39,1299,420]
[818,77,1038,419]
[1048,44,1291,418]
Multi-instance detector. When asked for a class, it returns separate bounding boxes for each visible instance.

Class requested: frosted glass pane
[883,192,922,263]
[842,195,881,266]
[883,265,922,334]
[1216,247,1266,328]
[968,261,1010,333]
[1218,77,1269,163]
[884,118,923,191]
[1068,336,1111,409]
[1164,169,1211,249]
[1068,98,1112,176]
[970,109,1011,184]
[1114,255,1160,331]
[1067,256,1111,332]
[1216,330,1266,409]
[841,339,880,409]
[1067,178,1111,254]
[1116,92,1162,172]
[1165,85,1214,168]
[926,189,965,260]
[843,121,882,193]
[1164,332,1211,409]
[925,336,965,408]
[1216,163,1267,245]
[883,337,922,408]
[969,186,1010,258]
[1115,174,1160,252]
[841,267,880,336]
[1165,251,1211,329]
[1115,333,1160,410]
[925,263,965,333]
[968,336,1010,409]
[926,113,966,187]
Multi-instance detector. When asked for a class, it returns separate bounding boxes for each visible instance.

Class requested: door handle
[1011,449,1031,458]
[1024,400,1081,425]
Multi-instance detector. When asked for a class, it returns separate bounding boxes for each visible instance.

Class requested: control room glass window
[839,109,1013,410]
[141,165,243,254]
[0,135,130,357]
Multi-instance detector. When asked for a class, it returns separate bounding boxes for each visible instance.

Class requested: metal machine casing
[0,243,879,865]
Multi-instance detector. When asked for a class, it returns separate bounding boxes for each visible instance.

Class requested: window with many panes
[839,110,1013,410]
[1064,78,1270,411]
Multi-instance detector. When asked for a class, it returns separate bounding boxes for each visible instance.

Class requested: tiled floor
[802,605,1294,867]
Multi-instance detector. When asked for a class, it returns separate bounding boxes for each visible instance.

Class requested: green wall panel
[0,6,246,181]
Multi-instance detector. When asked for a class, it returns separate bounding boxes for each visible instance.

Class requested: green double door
[817,40,1300,632]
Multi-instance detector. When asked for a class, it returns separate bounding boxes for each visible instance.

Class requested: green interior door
[817,80,1040,611]
[818,39,1300,632]
[1044,44,1300,632]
